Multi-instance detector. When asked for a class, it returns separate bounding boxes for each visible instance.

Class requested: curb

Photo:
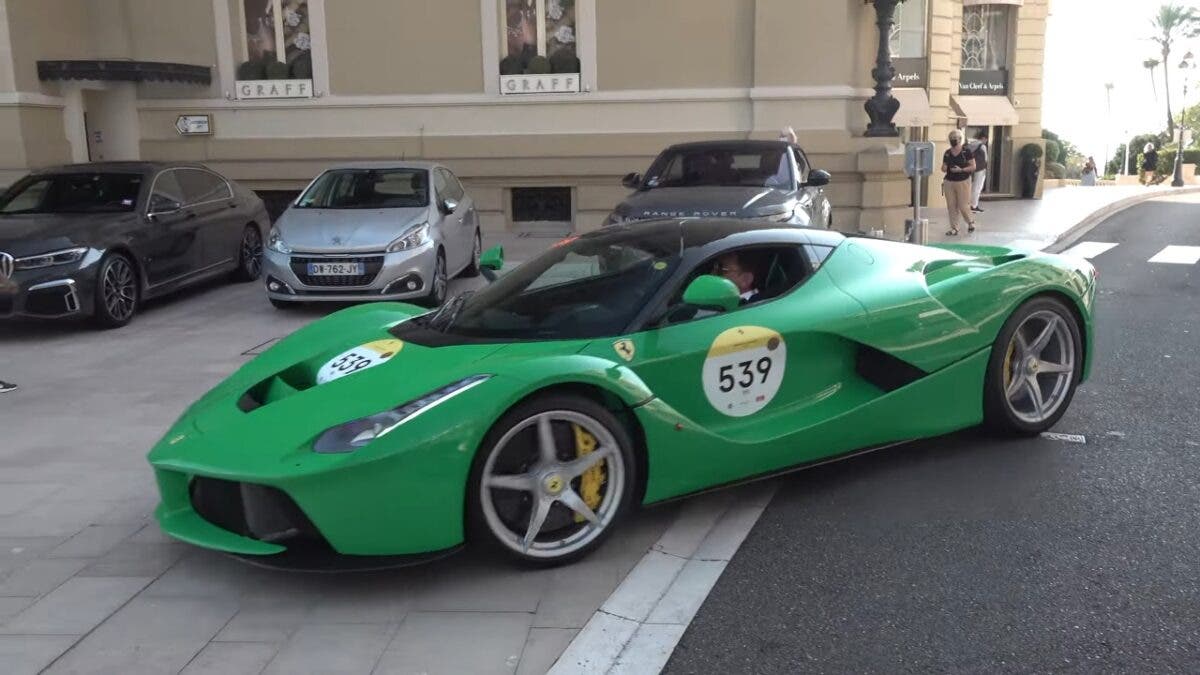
[548,482,779,675]
[1044,186,1200,254]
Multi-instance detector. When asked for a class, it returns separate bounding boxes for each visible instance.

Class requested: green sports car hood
[158,303,571,466]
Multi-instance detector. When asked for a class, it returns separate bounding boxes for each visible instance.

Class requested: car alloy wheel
[460,230,482,278]
[423,252,447,307]
[1002,309,1076,425]
[95,254,138,327]
[235,226,263,281]
[473,396,633,564]
[984,297,1081,435]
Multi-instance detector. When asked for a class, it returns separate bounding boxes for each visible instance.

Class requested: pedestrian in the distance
[969,130,989,213]
[1080,156,1098,186]
[942,129,977,236]
[1142,143,1159,185]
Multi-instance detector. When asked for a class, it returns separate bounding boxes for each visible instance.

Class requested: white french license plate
[307,262,365,276]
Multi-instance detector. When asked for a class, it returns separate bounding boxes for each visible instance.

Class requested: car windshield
[409,229,683,340]
[0,173,143,215]
[295,168,429,209]
[642,146,793,189]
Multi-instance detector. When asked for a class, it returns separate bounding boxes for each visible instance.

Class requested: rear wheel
[232,225,263,282]
[983,296,1082,435]
[468,393,637,566]
[91,253,139,329]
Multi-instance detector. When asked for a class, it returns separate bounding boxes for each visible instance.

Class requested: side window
[791,148,809,182]
[442,169,466,201]
[149,171,185,212]
[177,169,232,204]
[803,244,835,271]
[659,245,811,325]
[433,169,449,202]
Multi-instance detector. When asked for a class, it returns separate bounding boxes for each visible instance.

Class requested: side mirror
[621,172,642,189]
[479,244,503,281]
[440,198,458,214]
[804,169,831,188]
[682,274,741,314]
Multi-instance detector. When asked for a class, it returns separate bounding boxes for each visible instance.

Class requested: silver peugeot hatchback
[263,161,481,308]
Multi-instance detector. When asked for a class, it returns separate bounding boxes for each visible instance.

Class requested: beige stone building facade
[0,0,1047,238]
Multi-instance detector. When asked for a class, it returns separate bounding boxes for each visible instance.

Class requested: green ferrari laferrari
[148,219,1097,567]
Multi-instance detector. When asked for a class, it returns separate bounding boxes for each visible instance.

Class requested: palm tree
[1145,58,1161,100]
[1150,4,1200,138]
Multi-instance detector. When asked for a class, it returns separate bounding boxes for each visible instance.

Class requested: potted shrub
[265,61,291,80]
[237,59,266,80]
[1019,143,1044,198]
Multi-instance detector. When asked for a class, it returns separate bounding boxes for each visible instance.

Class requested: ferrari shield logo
[612,339,636,362]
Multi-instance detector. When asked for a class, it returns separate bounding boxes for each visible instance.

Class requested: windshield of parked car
[0,173,143,215]
[295,168,429,209]
[408,229,682,340]
[642,146,793,190]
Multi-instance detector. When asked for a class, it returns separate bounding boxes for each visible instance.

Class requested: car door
[613,243,871,496]
[177,168,239,269]
[441,168,476,262]
[138,169,203,286]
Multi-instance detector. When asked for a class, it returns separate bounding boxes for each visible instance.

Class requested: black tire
[269,297,298,310]
[983,295,1083,436]
[467,392,638,567]
[91,252,139,329]
[459,230,482,278]
[232,225,264,282]
[419,250,448,307]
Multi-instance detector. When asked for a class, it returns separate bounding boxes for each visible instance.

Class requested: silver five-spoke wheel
[1003,310,1076,424]
[473,396,634,564]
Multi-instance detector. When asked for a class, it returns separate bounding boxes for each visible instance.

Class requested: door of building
[965,125,1011,198]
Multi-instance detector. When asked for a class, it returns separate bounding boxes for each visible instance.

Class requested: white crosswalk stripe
[1062,241,1119,259]
[1004,239,1049,251]
[1148,245,1200,265]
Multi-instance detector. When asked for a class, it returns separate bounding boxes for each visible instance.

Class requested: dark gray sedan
[0,162,268,327]
[604,140,833,229]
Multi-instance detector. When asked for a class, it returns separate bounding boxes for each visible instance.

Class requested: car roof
[34,161,220,175]
[661,139,799,153]
[319,161,442,171]
[578,218,845,253]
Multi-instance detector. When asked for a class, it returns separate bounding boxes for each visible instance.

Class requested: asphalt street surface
[666,196,1200,673]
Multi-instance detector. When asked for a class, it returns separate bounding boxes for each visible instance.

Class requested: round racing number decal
[702,326,786,417]
[316,339,404,385]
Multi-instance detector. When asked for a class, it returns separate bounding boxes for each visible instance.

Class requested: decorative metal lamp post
[1172,52,1195,187]
[864,0,903,137]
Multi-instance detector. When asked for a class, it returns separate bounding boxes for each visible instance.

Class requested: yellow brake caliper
[1004,340,1016,390]
[572,424,605,523]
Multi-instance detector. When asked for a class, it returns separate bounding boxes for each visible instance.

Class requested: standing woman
[1080,156,1098,186]
[1142,143,1159,185]
[942,129,977,236]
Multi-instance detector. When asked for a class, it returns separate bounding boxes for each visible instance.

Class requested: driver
[713,252,761,304]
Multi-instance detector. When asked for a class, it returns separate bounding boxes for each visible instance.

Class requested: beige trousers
[944,179,974,230]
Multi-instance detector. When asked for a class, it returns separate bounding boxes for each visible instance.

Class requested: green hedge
[1153,149,1200,175]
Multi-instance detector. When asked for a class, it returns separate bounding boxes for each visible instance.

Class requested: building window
[962,5,1012,71]
[512,187,572,223]
[239,0,313,80]
[889,0,928,59]
[498,0,581,94]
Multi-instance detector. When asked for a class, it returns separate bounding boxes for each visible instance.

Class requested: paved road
[666,195,1200,673]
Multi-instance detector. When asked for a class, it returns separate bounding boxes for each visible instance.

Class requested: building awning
[951,95,1020,126]
[37,60,211,85]
[893,88,933,128]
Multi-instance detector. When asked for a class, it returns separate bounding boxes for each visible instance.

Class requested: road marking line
[1148,245,1200,265]
[550,481,778,675]
[1061,241,1118,259]
[1040,432,1086,444]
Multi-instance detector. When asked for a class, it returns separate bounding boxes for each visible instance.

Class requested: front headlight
[754,204,795,222]
[14,247,88,270]
[387,223,430,253]
[312,375,490,453]
[268,227,291,254]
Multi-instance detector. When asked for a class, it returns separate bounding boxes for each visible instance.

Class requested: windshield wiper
[428,290,474,332]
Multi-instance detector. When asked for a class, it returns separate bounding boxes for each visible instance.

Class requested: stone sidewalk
[918,184,1200,251]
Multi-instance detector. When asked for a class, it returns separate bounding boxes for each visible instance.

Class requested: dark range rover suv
[603,140,833,228]
[0,162,268,328]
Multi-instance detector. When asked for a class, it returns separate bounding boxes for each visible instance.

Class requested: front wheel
[468,394,637,566]
[420,250,448,307]
[91,253,139,328]
[983,296,1083,435]
[459,230,482,278]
